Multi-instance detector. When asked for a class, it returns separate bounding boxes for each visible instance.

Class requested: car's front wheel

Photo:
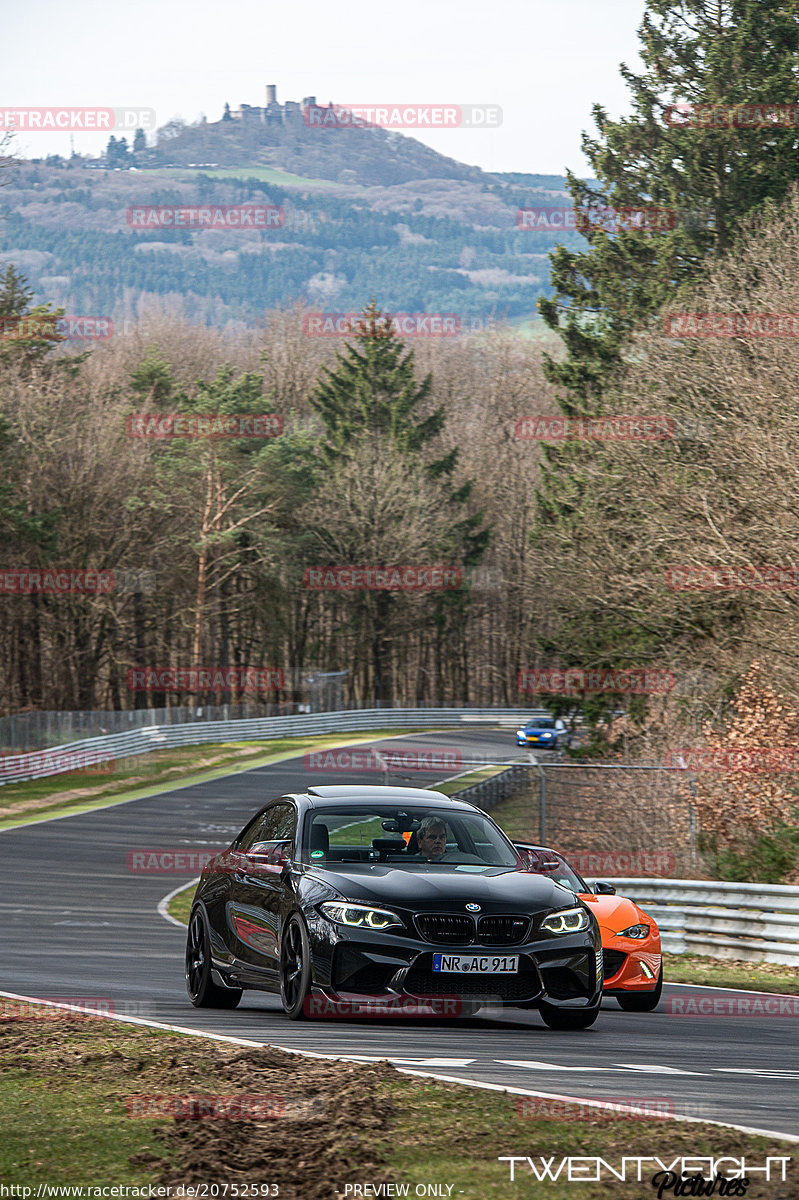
[616,965,663,1012]
[186,907,242,1008]
[539,999,601,1030]
[280,913,312,1019]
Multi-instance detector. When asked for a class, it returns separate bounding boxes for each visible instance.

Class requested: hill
[0,108,589,329]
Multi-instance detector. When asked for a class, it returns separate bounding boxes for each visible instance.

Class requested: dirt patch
[0,1010,395,1198]
[146,1048,396,1199]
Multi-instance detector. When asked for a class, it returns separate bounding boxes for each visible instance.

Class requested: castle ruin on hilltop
[228,85,318,125]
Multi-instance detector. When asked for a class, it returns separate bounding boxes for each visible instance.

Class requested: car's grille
[414,913,532,945]
[603,950,628,979]
[403,954,541,1003]
[415,914,475,943]
[477,915,530,945]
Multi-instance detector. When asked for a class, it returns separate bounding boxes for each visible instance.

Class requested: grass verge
[662,952,799,995]
[0,729,433,830]
[0,999,794,1200]
[166,881,197,926]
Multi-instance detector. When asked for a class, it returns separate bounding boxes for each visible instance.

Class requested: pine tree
[308,301,488,704]
[539,0,799,407]
[310,300,452,472]
[0,264,68,368]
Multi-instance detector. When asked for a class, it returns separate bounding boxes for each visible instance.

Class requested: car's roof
[303,784,477,811]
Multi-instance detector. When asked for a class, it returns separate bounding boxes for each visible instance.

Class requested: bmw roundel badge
[466,903,481,912]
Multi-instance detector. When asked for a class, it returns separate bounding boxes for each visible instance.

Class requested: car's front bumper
[601,935,662,994]
[306,915,603,1010]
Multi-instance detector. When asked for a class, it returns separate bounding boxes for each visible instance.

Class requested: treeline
[0,284,558,712]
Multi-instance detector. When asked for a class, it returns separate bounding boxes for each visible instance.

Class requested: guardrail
[598,878,799,966]
[0,707,544,786]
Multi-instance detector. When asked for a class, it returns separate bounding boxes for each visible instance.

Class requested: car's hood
[307,863,575,912]
[579,892,648,935]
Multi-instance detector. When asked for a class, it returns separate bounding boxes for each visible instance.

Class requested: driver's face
[418,826,447,859]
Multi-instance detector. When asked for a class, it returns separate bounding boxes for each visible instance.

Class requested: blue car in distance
[515,715,569,749]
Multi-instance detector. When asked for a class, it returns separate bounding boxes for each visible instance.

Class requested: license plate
[432,954,519,974]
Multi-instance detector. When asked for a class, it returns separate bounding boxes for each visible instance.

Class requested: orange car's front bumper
[601,936,661,993]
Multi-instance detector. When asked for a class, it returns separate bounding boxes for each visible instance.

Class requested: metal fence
[0,707,545,785]
[0,703,295,755]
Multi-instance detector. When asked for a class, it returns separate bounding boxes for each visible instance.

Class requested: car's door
[227,801,297,981]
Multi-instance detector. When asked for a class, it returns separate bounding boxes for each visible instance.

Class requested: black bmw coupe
[185,785,603,1029]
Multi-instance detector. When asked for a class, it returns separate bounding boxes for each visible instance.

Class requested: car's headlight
[319,901,403,931]
[540,906,590,935]
[617,923,650,939]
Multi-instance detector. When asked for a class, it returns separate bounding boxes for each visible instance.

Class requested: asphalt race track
[1,729,796,1140]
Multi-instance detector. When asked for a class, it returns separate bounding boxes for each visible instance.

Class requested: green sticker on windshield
[311,850,324,858]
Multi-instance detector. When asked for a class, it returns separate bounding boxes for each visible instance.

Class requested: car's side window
[260,803,297,846]
[236,813,269,853]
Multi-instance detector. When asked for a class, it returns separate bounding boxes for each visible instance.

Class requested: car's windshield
[523,848,587,893]
[528,718,555,729]
[300,805,519,870]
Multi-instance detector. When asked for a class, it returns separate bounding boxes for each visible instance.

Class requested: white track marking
[497,1060,706,1075]
[338,1056,476,1067]
[614,1063,705,1075]
[496,1060,630,1072]
[157,879,200,928]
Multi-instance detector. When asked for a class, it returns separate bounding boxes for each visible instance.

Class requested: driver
[416,816,449,861]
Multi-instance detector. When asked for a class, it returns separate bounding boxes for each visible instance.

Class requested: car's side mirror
[594,880,616,895]
[247,841,292,869]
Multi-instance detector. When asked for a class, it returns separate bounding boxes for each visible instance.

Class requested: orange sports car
[514,842,662,1011]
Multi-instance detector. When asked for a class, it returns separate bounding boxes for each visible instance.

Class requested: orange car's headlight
[617,923,650,939]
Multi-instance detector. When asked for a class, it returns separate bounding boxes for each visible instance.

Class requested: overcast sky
[5,0,647,175]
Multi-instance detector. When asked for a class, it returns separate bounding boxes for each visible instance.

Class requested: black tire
[616,965,663,1012]
[539,999,601,1030]
[186,906,242,1009]
[280,913,312,1020]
